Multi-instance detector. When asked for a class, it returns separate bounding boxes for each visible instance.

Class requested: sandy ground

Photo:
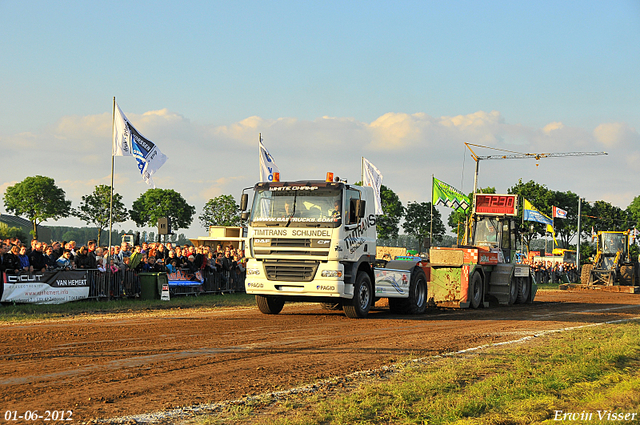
[1,290,639,423]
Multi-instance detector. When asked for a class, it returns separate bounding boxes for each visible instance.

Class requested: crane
[462,142,608,249]
[464,142,608,197]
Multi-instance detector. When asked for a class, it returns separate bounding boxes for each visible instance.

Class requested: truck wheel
[508,277,519,305]
[256,295,285,314]
[581,264,593,285]
[406,268,427,314]
[516,277,530,304]
[343,272,372,318]
[469,272,483,309]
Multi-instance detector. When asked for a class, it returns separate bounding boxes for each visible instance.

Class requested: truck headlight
[321,270,342,278]
[246,268,261,276]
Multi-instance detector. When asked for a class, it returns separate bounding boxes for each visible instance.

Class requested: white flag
[112,102,168,187]
[259,138,280,182]
[112,103,133,156]
[362,157,383,215]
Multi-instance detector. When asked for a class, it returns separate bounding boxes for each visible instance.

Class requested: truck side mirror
[240,194,248,211]
[355,200,366,219]
[241,211,250,221]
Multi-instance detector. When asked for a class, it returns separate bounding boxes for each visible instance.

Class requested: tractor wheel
[619,265,634,286]
[580,264,593,285]
[256,295,285,314]
[469,272,483,309]
[508,277,519,305]
[343,272,372,318]
[516,277,531,304]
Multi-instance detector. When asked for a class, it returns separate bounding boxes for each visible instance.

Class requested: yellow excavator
[580,230,636,286]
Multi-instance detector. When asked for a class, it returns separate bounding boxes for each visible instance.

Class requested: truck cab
[240,179,377,318]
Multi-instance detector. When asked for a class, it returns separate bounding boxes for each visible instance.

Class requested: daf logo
[255,239,270,244]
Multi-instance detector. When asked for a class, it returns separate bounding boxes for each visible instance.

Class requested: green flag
[432,177,470,213]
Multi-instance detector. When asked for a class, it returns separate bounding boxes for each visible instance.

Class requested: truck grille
[269,238,311,247]
[263,260,319,282]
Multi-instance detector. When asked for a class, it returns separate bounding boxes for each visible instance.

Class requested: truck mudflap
[428,264,490,308]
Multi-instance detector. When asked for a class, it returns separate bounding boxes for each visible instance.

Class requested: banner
[523,199,553,225]
[552,206,568,219]
[259,138,280,182]
[167,269,204,286]
[2,270,89,304]
[112,102,168,188]
[362,157,384,215]
[432,177,470,213]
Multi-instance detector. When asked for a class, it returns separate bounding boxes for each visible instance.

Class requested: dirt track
[1,290,639,423]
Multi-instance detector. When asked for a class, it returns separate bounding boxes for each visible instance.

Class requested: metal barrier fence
[85,268,246,299]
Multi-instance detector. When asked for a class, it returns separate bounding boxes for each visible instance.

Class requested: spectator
[56,250,72,270]
[129,246,143,270]
[5,245,21,274]
[156,243,166,261]
[166,259,178,274]
[75,246,94,269]
[18,245,33,273]
[43,246,57,270]
[144,256,164,272]
[119,242,132,260]
[29,242,46,272]
[96,258,106,273]
[186,255,199,273]
[51,242,63,259]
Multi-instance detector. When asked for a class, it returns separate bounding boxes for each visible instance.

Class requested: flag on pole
[259,137,280,182]
[112,102,168,188]
[523,199,553,225]
[547,224,558,246]
[362,157,383,215]
[552,206,568,219]
[432,177,470,213]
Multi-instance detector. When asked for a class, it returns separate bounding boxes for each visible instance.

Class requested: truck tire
[516,277,530,304]
[581,264,593,285]
[619,265,634,286]
[343,272,372,318]
[256,295,285,314]
[508,277,519,305]
[387,268,427,314]
[469,272,483,309]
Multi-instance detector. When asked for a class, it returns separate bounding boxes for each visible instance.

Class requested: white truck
[239,178,428,318]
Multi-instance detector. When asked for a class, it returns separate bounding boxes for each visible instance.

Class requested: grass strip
[0,293,256,323]
[202,321,640,425]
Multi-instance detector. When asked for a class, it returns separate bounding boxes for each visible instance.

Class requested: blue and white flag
[523,199,553,225]
[112,102,167,188]
[259,137,280,182]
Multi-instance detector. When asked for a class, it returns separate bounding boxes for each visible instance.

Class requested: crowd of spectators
[0,237,246,281]
[518,257,579,284]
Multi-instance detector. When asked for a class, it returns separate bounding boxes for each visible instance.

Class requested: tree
[627,195,640,229]
[74,185,129,246]
[508,179,553,251]
[130,189,195,232]
[199,194,242,228]
[376,185,405,240]
[402,201,445,253]
[447,187,495,243]
[3,175,71,239]
[549,190,580,249]
[0,223,27,242]
[583,200,630,233]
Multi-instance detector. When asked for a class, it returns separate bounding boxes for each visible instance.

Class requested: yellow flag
[547,224,558,246]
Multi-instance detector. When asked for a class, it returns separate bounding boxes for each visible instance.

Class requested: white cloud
[1,109,637,239]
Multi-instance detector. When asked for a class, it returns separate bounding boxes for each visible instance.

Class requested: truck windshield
[473,217,499,247]
[601,233,626,255]
[250,187,342,227]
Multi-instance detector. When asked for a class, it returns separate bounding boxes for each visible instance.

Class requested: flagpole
[430,175,433,247]
[108,97,115,256]
[361,157,364,185]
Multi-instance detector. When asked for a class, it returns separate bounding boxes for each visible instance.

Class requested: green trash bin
[139,272,162,300]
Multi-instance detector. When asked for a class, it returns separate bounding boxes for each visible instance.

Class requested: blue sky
[1,1,639,238]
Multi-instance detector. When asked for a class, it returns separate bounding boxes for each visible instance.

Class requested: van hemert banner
[2,271,89,304]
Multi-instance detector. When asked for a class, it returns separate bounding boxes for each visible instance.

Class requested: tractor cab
[471,215,518,263]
